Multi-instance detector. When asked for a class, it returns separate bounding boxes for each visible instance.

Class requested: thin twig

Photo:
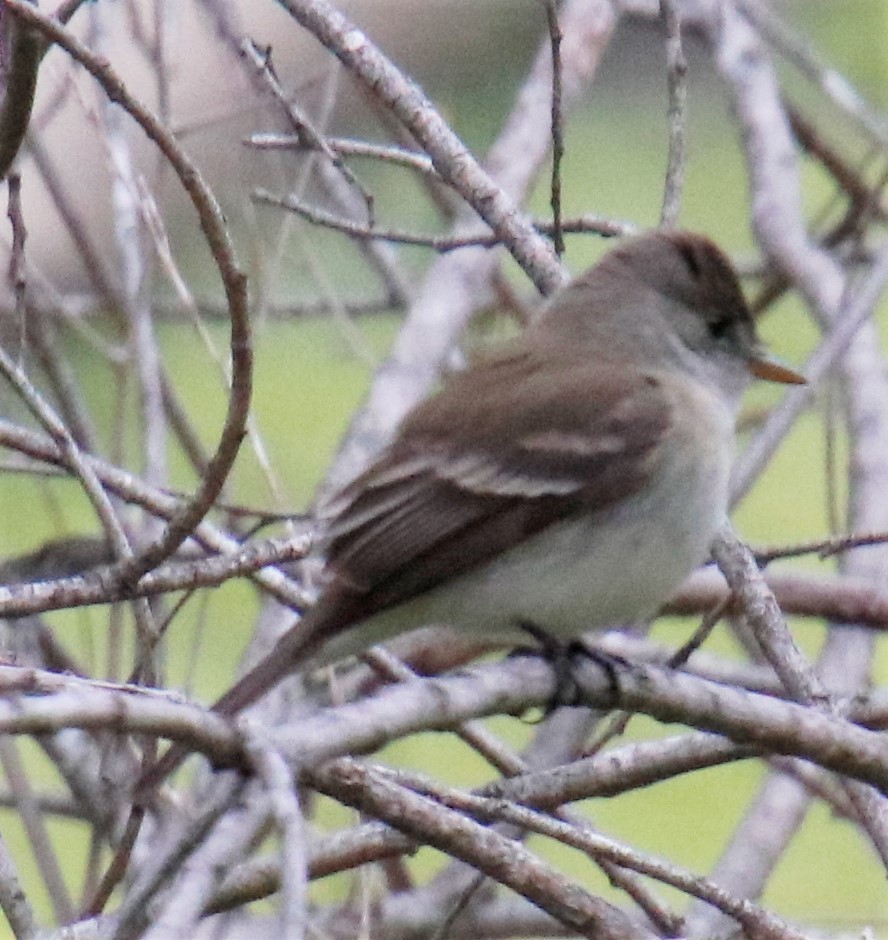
[754,529,888,564]
[245,739,308,939]
[543,0,565,255]
[309,758,650,940]
[109,775,246,935]
[0,737,75,924]
[732,236,888,503]
[786,103,888,223]
[319,0,616,494]
[658,0,687,228]
[275,0,565,296]
[26,311,99,451]
[3,0,255,589]
[254,187,633,249]
[0,344,134,564]
[5,172,26,350]
[712,525,826,705]
[241,37,375,225]
[377,764,805,940]
[0,830,38,939]
[247,132,440,177]
[735,0,888,149]
[0,534,311,619]
[0,418,312,611]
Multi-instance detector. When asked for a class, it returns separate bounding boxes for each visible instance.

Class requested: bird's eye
[708,316,732,339]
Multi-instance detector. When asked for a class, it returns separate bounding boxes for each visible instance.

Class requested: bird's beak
[748,351,806,385]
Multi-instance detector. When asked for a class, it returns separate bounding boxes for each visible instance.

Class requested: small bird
[209,229,804,717]
[141,230,804,787]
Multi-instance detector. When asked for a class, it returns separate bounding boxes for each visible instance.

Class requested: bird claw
[511,621,623,716]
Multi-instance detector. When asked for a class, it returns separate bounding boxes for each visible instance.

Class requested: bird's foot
[565,635,625,707]
[511,622,623,717]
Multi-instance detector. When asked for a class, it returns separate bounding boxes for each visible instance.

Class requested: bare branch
[321,0,617,493]
[0,534,310,618]
[253,187,633,251]
[275,0,565,296]
[4,0,254,586]
[309,758,655,940]
[0,830,38,940]
[658,0,687,228]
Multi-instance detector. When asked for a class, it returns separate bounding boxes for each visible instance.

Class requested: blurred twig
[658,0,687,228]
[254,187,633,250]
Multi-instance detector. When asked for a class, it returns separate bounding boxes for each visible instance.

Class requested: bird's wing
[313,348,673,631]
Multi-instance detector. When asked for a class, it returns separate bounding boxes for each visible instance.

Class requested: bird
[142,229,804,786]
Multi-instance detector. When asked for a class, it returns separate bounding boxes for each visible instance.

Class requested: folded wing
[309,347,672,635]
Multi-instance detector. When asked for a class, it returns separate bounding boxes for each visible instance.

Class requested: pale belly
[405,440,729,638]
[315,393,734,666]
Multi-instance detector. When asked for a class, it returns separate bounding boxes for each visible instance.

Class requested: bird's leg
[511,620,627,712]
[512,620,584,715]
[566,636,625,707]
